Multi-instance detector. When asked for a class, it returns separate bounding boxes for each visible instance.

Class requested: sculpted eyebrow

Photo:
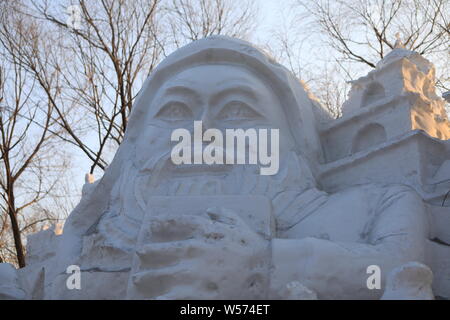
[163,85,200,99]
[211,85,258,104]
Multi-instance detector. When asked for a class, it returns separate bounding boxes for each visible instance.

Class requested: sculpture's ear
[273,151,316,192]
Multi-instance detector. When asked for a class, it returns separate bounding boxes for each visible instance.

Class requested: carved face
[134,64,305,197]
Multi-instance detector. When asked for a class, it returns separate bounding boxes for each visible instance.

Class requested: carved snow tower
[318,47,450,298]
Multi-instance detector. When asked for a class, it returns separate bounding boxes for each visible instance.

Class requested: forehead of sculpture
[166,64,266,89]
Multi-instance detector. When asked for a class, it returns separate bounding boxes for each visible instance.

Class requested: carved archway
[352,123,387,153]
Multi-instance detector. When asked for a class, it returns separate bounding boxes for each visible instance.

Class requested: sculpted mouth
[142,154,235,178]
[170,162,233,175]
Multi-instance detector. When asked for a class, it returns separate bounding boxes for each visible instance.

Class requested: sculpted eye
[217,101,262,121]
[156,101,193,121]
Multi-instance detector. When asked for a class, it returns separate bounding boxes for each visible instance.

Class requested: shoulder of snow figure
[366,183,429,252]
[373,183,424,213]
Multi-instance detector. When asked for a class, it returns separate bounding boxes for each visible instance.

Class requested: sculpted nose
[200,109,213,131]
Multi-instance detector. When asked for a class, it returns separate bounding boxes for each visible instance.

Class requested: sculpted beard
[134,148,315,211]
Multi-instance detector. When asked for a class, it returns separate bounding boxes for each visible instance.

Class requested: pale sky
[254,0,298,41]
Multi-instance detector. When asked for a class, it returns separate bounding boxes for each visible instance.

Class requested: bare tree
[0,45,50,268]
[0,1,72,267]
[297,0,449,89]
[167,0,256,46]
[264,8,349,118]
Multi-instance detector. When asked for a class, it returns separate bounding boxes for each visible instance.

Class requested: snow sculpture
[1,36,449,300]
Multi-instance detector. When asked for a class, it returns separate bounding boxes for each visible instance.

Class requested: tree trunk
[7,189,26,268]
